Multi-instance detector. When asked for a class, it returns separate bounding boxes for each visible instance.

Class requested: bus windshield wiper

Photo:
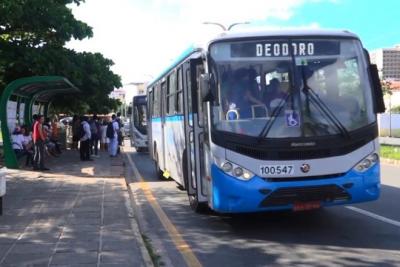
[257,92,291,141]
[301,67,350,139]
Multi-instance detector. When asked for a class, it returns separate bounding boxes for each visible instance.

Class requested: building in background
[109,88,126,103]
[370,45,400,80]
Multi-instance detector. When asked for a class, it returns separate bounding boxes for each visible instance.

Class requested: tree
[381,80,393,96]
[0,0,122,113]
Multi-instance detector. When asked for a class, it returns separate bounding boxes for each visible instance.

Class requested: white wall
[378,113,400,137]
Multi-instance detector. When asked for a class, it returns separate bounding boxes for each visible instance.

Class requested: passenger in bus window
[264,78,287,113]
[226,68,263,119]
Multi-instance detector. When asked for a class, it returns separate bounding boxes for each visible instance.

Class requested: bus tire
[188,195,208,213]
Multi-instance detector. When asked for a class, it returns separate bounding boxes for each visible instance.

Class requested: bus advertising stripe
[126,153,203,267]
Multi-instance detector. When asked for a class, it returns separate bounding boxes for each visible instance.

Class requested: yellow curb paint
[127,154,202,267]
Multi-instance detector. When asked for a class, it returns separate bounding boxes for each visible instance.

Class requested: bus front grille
[259,184,351,207]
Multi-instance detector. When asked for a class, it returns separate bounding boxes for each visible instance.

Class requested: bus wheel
[154,153,164,180]
[188,195,208,213]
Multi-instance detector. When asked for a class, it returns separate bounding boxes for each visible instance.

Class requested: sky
[67,0,398,91]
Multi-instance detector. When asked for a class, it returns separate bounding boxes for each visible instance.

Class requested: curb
[380,157,400,166]
[122,153,154,267]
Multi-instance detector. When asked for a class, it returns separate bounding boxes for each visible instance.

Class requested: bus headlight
[233,167,244,177]
[353,153,379,173]
[214,157,254,181]
[222,162,233,172]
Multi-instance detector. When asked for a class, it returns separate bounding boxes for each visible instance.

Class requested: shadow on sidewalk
[20,149,124,179]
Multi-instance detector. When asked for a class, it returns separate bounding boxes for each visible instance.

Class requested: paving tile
[56,240,99,253]
[100,251,141,264]
[11,242,56,254]
[0,244,11,258]
[50,251,98,265]
[68,218,101,226]
[62,224,101,233]
[102,239,140,252]
[0,232,21,244]
[3,252,51,265]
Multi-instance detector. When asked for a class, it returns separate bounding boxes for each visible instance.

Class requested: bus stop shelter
[0,76,79,169]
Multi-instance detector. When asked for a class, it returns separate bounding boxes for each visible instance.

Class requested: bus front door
[183,59,207,211]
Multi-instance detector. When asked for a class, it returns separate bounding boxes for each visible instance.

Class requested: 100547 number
[260,165,294,176]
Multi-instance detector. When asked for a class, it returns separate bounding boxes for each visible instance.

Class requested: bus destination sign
[231,40,340,58]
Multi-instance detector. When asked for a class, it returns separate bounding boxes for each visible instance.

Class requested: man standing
[116,112,124,154]
[108,114,119,157]
[79,116,92,161]
[32,115,49,171]
[89,114,100,158]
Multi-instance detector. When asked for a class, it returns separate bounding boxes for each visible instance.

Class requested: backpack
[79,123,86,139]
[90,120,98,134]
[106,122,115,139]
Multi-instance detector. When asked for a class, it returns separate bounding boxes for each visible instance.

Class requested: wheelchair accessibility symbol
[285,110,300,127]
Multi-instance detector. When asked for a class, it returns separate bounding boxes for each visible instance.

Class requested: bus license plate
[260,165,294,176]
[293,201,321,211]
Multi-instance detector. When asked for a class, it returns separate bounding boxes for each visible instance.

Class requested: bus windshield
[209,38,376,138]
[134,102,147,135]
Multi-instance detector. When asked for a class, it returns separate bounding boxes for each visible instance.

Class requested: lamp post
[203,21,250,31]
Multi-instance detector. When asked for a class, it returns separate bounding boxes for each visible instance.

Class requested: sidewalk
[0,149,151,266]
[380,136,400,146]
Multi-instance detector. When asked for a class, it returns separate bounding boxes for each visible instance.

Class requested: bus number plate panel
[260,165,294,176]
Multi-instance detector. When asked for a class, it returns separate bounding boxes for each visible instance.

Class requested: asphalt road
[126,148,400,267]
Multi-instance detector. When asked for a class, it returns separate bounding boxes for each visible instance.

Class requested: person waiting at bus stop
[32,115,49,171]
[79,116,92,161]
[108,114,119,157]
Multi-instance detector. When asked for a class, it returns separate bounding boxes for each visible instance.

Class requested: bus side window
[196,64,205,127]
[161,82,167,117]
[177,67,183,114]
[152,86,159,118]
[186,68,193,127]
[148,90,153,118]
[167,71,177,115]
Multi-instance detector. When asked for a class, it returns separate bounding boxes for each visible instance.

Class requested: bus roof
[147,29,360,90]
[208,29,360,43]
[147,45,203,89]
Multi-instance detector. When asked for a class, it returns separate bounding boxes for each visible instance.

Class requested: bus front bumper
[210,163,380,213]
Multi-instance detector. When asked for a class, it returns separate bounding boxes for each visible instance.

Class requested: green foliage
[391,105,400,113]
[0,0,122,114]
[381,80,393,96]
[380,145,400,160]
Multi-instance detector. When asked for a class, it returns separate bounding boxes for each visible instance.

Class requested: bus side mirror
[200,73,212,102]
[369,64,386,114]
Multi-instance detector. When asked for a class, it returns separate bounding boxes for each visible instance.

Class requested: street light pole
[228,22,250,30]
[203,21,250,31]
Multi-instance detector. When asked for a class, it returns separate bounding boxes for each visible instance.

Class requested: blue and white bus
[147,29,385,213]
[130,95,148,152]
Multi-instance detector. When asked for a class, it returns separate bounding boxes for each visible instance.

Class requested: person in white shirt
[79,116,92,161]
[21,126,34,166]
[108,114,119,157]
[11,126,33,166]
[100,120,108,151]
[12,127,25,154]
